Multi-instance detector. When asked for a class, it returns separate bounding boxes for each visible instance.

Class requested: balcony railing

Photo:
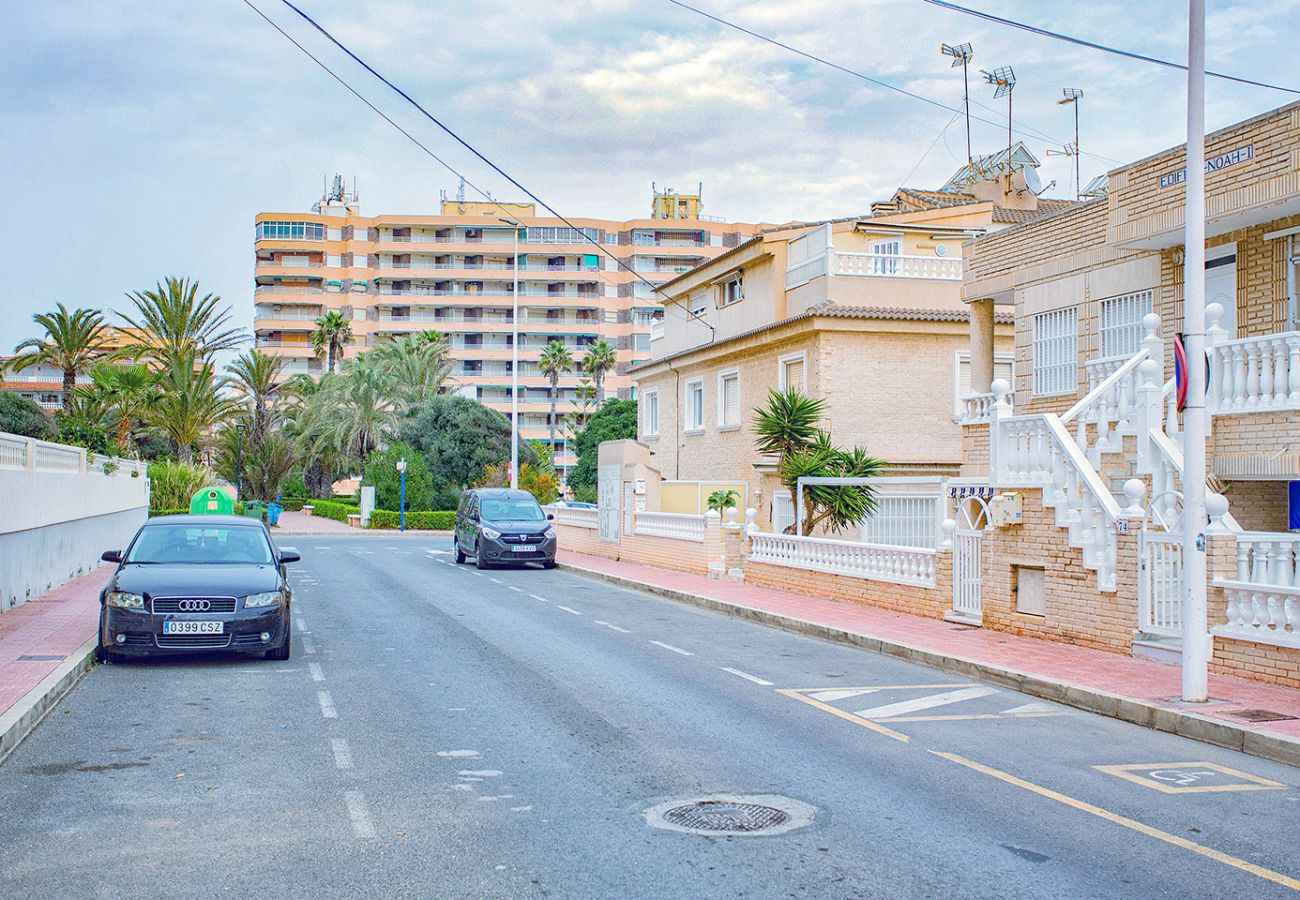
[546,505,598,528]
[257,259,325,268]
[1207,329,1300,415]
[254,285,327,294]
[832,251,963,280]
[256,310,322,322]
[633,511,706,542]
[1212,533,1300,649]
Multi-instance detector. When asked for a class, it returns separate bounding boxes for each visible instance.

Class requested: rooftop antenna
[456,176,467,214]
[980,65,1017,191]
[940,42,974,165]
[1056,88,1084,200]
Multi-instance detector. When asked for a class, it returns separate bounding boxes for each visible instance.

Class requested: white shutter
[783,357,805,392]
[721,374,740,426]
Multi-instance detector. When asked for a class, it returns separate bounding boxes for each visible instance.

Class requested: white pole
[1181,0,1209,702]
[511,223,520,490]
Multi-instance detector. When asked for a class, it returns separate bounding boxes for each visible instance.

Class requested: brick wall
[744,553,952,620]
[553,521,722,576]
[961,424,990,477]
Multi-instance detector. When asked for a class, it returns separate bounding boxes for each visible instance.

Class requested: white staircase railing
[748,531,937,587]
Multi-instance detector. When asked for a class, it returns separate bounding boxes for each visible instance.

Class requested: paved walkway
[0,568,106,718]
[558,550,1300,746]
[274,509,355,534]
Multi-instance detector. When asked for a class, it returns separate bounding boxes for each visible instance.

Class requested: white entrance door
[950,497,990,623]
[1205,245,1236,338]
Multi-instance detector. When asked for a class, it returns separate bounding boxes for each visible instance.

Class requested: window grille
[861,495,941,548]
[1033,307,1078,396]
[1099,290,1154,358]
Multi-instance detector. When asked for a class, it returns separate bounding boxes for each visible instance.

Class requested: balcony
[257,258,326,268]
[832,251,962,280]
[254,284,327,295]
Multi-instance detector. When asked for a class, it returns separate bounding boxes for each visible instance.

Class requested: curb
[0,636,98,768]
[559,562,1300,769]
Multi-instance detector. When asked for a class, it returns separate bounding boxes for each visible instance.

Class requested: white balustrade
[549,505,598,529]
[633,511,706,542]
[1208,533,1300,648]
[831,251,963,280]
[0,430,146,476]
[959,392,999,424]
[1207,331,1300,414]
[1064,314,1162,459]
[0,433,29,469]
[748,531,937,587]
[1233,533,1300,587]
[33,441,83,473]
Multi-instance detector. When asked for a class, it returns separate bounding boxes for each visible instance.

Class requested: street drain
[1226,708,1298,723]
[644,794,815,836]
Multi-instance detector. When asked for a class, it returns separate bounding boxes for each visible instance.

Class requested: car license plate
[163,620,223,635]
[511,545,534,553]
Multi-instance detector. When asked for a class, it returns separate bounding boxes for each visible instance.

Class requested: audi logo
[176,599,212,612]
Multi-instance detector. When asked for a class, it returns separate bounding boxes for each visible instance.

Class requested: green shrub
[362,443,434,511]
[148,460,219,513]
[309,498,360,524]
[367,510,456,530]
[281,474,307,498]
[278,498,307,512]
[0,393,55,440]
[150,501,245,517]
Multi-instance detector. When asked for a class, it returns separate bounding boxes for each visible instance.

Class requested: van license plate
[511,545,534,553]
[163,620,223,635]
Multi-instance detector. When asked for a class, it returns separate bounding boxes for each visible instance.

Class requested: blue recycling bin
[266,502,283,527]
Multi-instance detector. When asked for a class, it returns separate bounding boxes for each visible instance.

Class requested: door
[951,497,990,623]
[1205,246,1236,338]
[598,466,621,543]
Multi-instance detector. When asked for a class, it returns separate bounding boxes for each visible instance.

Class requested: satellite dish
[1022,165,1043,194]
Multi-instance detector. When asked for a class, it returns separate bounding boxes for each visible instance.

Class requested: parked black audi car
[454,488,557,569]
[97,514,299,662]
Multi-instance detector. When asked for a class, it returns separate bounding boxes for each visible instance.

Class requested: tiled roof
[991,199,1076,224]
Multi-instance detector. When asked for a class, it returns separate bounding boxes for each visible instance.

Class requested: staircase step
[1131,634,1182,666]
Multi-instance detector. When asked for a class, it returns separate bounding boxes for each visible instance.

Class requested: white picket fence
[749,531,936,587]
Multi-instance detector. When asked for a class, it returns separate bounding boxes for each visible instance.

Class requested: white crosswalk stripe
[855,686,997,720]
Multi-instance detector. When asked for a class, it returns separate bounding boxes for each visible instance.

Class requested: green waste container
[189,487,235,515]
[242,500,266,521]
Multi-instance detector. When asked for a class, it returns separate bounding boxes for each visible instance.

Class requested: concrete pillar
[969,298,996,394]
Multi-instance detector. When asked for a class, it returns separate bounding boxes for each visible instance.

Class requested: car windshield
[479,499,545,522]
[125,524,275,565]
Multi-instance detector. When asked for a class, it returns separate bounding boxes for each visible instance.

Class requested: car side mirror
[547,513,554,520]
[279,549,301,564]
[101,550,122,563]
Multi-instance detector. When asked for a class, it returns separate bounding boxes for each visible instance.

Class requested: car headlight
[544,527,556,539]
[480,526,501,540]
[107,591,144,609]
[244,590,285,608]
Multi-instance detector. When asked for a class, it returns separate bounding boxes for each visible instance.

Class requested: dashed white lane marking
[314,546,330,550]
[309,662,324,682]
[529,594,548,603]
[331,738,354,770]
[472,572,484,578]
[855,686,997,720]
[649,640,692,656]
[295,618,309,633]
[302,636,317,654]
[437,750,480,758]
[557,606,582,616]
[508,586,523,593]
[595,620,631,633]
[489,578,503,584]
[344,791,378,839]
[317,691,338,718]
[510,806,533,812]
[459,770,501,777]
[721,667,774,686]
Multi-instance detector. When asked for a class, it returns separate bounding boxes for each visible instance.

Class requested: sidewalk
[0,567,107,763]
[558,550,1300,767]
[274,510,450,537]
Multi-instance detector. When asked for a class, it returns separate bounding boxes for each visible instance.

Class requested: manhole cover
[1226,708,1298,723]
[644,794,815,836]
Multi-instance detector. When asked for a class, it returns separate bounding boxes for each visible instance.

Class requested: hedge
[367,509,456,530]
[309,499,361,524]
[278,498,307,512]
[150,501,246,518]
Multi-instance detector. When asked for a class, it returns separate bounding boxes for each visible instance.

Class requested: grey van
[454,488,557,570]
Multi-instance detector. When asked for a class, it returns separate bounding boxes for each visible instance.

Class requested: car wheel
[543,559,557,570]
[475,541,489,570]
[454,541,466,564]
[266,633,291,661]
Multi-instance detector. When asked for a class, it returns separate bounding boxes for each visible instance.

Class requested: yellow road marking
[931,751,1300,891]
[777,689,909,743]
[1094,762,1288,795]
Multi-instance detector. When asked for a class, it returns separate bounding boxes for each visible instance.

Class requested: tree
[8,304,115,410]
[362,442,433,512]
[0,392,55,440]
[370,330,452,409]
[74,361,158,452]
[149,351,234,463]
[475,462,558,505]
[225,350,289,443]
[311,311,353,374]
[317,356,401,462]
[400,394,536,491]
[282,374,346,498]
[537,340,573,466]
[242,432,298,503]
[118,277,246,362]
[582,340,618,402]
[706,489,740,512]
[753,388,825,459]
[568,398,637,495]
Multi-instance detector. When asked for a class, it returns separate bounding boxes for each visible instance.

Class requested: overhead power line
[920,0,1300,95]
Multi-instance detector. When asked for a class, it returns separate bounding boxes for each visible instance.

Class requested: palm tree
[282,375,344,498]
[149,351,235,463]
[752,388,826,459]
[538,340,573,466]
[370,330,451,408]
[118,277,246,362]
[582,340,618,403]
[74,361,159,451]
[311,311,353,374]
[9,304,115,410]
[320,356,400,463]
[225,350,289,443]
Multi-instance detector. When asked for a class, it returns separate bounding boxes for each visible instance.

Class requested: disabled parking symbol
[1094,762,1288,794]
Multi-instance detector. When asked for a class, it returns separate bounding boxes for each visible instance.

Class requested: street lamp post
[234,422,246,499]
[500,217,521,489]
[396,457,407,533]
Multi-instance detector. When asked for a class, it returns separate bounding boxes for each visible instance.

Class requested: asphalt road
[0,534,1297,899]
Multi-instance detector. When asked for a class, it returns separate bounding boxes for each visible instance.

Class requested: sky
[2,0,1298,346]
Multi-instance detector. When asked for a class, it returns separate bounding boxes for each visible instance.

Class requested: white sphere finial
[940,517,956,548]
[990,378,1010,397]
[1138,358,1160,386]
[1142,312,1161,336]
[1206,302,1224,328]
[1122,478,1146,517]
[1206,492,1229,520]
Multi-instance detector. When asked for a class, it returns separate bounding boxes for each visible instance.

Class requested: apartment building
[630,160,1076,530]
[959,101,1300,685]
[252,183,762,468]
[1,327,156,411]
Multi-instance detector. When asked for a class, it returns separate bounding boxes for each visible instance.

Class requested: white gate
[598,465,621,543]
[1139,528,1182,636]
[951,496,990,623]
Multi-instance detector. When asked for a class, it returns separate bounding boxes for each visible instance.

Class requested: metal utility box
[990,492,1023,527]
[189,487,235,515]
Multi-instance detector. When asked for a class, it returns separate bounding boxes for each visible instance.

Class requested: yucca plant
[752,388,825,458]
[706,489,740,513]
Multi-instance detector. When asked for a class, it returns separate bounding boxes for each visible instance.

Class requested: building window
[256,221,325,241]
[643,390,659,438]
[687,293,707,319]
[777,351,807,393]
[1099,290,1154,359]
[684,378,704,432]
[718,274,743,307]
[870,239,901,275]
[717,370,741,428]
[773,490,795,534]
[1033,307,1078,396]
[861,495,941,548]
[525,226,598,245]
[953,351,1015,416]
